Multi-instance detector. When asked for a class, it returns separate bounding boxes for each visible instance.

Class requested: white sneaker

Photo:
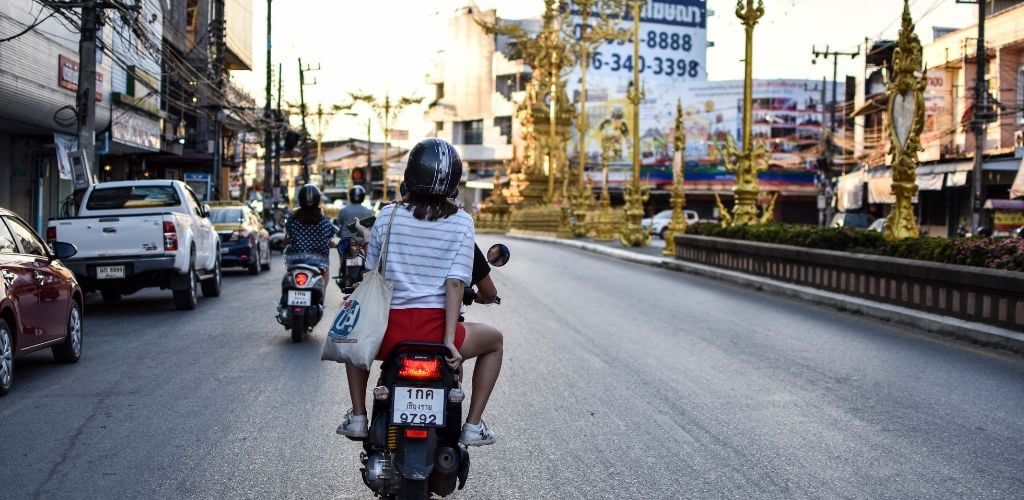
[459,420,496,446]
[336,409,368,438]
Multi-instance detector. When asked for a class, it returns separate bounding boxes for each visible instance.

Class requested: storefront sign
[111,107,161,152]
[53,133,77,180]
[58,55,104,101]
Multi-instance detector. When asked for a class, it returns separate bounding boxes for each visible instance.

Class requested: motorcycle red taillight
[405,428,428,439]
[294,272,309,286]
[398,358,442,381]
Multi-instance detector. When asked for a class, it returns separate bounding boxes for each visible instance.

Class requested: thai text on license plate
[96,265,125,279]
[287,290,311,306]
[392,386,445,427]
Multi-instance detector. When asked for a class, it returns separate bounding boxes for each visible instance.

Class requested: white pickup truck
[47,180,221,310]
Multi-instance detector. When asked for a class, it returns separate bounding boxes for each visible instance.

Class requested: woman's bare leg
[346,364,370,415]
[458,322,503,424]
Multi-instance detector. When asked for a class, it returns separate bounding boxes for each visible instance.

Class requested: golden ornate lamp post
[567,0,628,237]
[884,0,924,240]
[663,100,688,256]
[619,0,650,247]
[716,0,771,227]
[593,130,622,241]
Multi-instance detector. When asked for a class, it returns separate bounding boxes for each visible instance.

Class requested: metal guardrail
[676,235,1024,332]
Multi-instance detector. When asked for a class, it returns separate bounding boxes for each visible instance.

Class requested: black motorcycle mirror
[486,244,510,267]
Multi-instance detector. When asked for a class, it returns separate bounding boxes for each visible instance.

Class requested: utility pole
[274,62,282,199]
[75,1,100,196]
[263,0,273,213]
[812,45,859,226]
[297,59,318,184]
[210,0,226,201]
[969,0,989,234]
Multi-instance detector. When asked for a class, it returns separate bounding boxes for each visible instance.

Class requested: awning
[851,93,887,118]
[835,170,865,211]
[917,161,974,174]
[866,168,895,204]
[983,199,1024,211]
[947,170,969,187]
[916,173,944,191]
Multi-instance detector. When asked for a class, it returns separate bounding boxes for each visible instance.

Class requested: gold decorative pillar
[663,100,688,256]
[593,133,620,241]
[884,0,923,240]
[620,0,650,247]
[717,0,770,227]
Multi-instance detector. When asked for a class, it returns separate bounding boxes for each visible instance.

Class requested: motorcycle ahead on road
[349,243,510,499]
[276,263,326,343]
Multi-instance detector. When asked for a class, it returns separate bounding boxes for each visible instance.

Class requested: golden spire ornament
[663,100,688,256]
[884,0,924,240]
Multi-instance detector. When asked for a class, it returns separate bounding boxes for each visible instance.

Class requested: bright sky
[231,0,976,142]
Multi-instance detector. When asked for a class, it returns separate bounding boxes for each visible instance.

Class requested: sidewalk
[507,231,1024,355]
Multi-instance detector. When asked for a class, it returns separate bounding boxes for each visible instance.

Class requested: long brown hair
[292,206,323,225]
[402,192,457,221]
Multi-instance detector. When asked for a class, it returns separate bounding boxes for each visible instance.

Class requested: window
[86,185,182,210]
[4,216,47,257]
[495,72,530,100]
[435,83,445,101]
[210,208,244,224]
[0,218,17,254]
[454,119,484,145]
[494,116,512,145]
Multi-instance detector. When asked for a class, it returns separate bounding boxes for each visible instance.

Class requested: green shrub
[683,222,1022,272]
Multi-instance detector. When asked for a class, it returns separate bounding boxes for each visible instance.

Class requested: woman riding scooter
[337,138,504,446]
[283,184,338,277]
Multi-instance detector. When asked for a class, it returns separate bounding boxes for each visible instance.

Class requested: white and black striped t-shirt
[364,203,475,309]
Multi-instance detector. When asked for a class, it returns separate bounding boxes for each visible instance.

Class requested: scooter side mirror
[486,244,510,267]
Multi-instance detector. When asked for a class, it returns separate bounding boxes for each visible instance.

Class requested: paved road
[1,236,1022,499]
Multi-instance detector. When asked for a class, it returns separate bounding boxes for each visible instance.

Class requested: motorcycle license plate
[392,386,445,427]
[96,265,125,279]
[287,290,311,306]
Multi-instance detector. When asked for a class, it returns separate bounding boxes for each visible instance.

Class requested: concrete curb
[509,233,1024,355]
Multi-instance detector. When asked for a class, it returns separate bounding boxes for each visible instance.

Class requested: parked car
[830,212,875,230]
[46,180,221,310]
[0,208,84,396]
[867,218,887,233]
[209,204,271,275]
[641,209,700,239]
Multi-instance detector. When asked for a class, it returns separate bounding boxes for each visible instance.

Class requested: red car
[0,208,84,396]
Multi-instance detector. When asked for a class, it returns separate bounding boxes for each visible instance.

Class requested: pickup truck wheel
[201,256,222,298]
[173,261,198,311]
[0,319,13,396]
[101,290,122,303]
[248,249,261,275]
[659,227,667,240]
[52,301,82,363]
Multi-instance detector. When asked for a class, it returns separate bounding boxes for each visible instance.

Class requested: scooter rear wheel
[291,316,305,343]
[399,479,428,500]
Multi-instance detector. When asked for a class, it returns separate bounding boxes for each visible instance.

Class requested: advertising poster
[576,79,841,192]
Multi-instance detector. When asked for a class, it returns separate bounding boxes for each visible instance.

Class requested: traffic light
[351,167,365,185]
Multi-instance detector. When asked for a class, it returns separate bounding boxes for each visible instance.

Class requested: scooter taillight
[405,428,428,439]
[294,272,309,287]
[398,358,442,381]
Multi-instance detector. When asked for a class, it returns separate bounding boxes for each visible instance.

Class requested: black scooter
[350,244,510,499]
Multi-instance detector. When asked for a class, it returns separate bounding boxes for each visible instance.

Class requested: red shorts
[376,308,466,361]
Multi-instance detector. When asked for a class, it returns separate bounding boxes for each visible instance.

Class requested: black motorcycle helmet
[404,138,462,197]
[297,184,322,209]
[349,185,366,204]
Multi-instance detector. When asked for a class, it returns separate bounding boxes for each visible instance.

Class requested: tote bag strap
[375,203,400,276]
